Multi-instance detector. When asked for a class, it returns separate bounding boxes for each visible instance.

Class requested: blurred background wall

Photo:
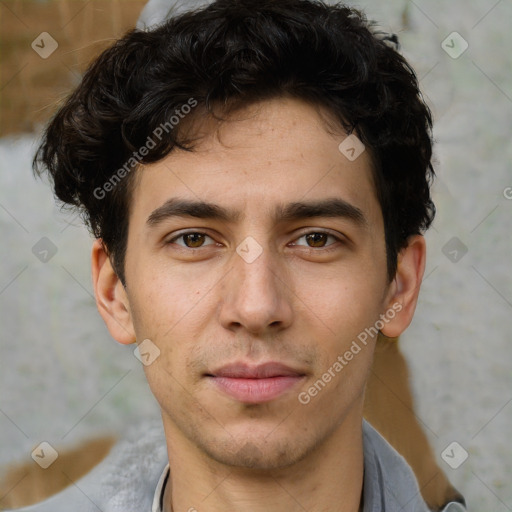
[1,0,511,510]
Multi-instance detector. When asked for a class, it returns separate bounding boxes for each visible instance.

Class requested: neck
[161,406,365,512]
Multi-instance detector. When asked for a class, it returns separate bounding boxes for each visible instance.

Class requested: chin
[205,440,303,470]
[196,425,321,471]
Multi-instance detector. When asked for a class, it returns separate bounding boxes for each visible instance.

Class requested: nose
[218,243,293,335]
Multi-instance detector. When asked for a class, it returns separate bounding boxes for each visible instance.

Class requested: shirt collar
[152,463,170,512]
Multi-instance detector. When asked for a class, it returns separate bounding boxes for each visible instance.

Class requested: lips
[206,362,306,404]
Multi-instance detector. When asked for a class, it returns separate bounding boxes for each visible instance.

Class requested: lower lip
[209,376,304,403]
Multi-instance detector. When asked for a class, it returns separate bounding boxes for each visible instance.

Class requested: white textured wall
[1,1,511,510]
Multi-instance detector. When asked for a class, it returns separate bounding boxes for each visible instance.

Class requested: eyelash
[166,230,343,250]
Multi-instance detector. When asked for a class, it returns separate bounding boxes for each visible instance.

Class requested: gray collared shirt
[151,420,466,512]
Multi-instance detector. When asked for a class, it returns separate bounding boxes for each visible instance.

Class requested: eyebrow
[146,197,368,228]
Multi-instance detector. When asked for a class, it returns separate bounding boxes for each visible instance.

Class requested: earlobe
[91,239,136,345]
[380,235,426,338]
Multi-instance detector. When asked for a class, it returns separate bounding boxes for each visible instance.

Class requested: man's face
[122,97,394,469]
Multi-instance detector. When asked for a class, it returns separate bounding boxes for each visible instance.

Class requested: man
[20,0,466,510]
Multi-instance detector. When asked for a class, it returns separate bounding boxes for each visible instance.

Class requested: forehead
[129,97,382,229]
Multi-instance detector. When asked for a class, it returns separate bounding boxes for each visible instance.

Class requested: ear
[91,239,136,345]
[380,235,426,338]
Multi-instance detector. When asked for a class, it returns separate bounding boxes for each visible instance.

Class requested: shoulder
[362,420,466,512]
[4,419,168,512]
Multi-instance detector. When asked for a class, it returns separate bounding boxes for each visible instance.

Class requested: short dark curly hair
[34,0,435,286]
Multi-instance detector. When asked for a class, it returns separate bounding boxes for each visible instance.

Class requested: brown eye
[292,231,340,249]
[169,232,215,248]
[183,233,206,247]
[305,233,329,247]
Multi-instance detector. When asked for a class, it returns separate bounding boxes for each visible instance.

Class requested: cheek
[294,262,385,335]
[291,263,386,399]
[129,269,204,335]
[127,270,214,385]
